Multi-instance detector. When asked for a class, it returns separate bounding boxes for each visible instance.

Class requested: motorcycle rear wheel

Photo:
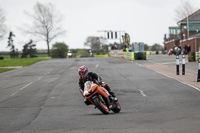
[93,95,109,114]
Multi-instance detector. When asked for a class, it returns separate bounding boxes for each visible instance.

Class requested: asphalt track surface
[0,57,200,133]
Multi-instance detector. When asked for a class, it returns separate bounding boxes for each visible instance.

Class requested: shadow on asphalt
[83,112,121,116]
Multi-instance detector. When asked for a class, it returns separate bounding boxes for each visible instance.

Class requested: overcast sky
[0,0,200,51]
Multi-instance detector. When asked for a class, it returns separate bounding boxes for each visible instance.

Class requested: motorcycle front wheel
[93,95,109,114]
[112,102,121,113]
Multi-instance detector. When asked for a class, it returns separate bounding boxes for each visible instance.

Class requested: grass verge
[0,57,51,67]
[0,68,15,73]
[0,57,51,73]
[0,54,48,59]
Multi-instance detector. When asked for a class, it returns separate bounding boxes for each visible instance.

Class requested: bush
[95,50,101,55]
[76,49,90,57]
[51,42,68,58]
[94,50,108,55]
[150,43,163,51]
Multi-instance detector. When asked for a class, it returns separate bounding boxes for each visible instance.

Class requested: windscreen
[84,81,92,89]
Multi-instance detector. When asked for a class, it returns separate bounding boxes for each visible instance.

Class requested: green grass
[0,57,51,67]
[0,54,48,59]
[0,55,10,59]
[0,68,15,73]
[36,54,48,57]
[94,54,109,57]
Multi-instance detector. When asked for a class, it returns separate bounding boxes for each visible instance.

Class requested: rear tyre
[93,95,109,114]
[112,102,121,113]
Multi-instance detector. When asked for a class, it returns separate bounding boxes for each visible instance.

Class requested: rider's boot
[110,91,118,102]
[109,91,116,97]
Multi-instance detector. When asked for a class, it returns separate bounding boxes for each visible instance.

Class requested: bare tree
[174,0,197,21]
[24,2,65,56]
[0,7,7,41]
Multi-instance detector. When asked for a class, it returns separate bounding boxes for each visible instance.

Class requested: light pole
[187,16,189,39]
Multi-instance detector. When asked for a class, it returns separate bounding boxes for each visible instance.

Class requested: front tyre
[112,102,121,113]
[93,95,109,114]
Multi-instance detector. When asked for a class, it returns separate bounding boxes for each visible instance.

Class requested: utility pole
[187,16,189,39]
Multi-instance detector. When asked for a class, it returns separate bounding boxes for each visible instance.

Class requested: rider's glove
[98,77,102,85]
[98,81,102,86]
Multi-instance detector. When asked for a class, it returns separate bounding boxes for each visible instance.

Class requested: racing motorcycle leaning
[83,81,121,114]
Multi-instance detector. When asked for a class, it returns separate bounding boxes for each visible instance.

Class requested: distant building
[164,9,200,52]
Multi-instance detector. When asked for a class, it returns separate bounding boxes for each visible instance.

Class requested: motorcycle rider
[78,65,117,105]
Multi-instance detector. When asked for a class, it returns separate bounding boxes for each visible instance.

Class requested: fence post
[176,55,179,75]
[197,58,200,82]
[182,54,185,75]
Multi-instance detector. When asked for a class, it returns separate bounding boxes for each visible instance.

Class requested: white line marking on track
[11,82,34,96]
[44,72,50,75]
[37,76,43,80]
[155,71,172,79]
[148,60,155,63]
[136,63,143,67]
[95,64,99,68]
[155,71,200,92]
[19,82,34,90]
[139,89,147,97]
[11,91,19,96]
[10,72,49,97]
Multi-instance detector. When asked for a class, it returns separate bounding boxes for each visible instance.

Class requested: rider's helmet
[78,65,88,79]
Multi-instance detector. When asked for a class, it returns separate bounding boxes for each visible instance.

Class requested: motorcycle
[83,81,121,114]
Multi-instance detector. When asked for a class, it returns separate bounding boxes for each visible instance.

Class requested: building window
[189,24,200,31]
[170,28,180,35]
[177,29,180,34]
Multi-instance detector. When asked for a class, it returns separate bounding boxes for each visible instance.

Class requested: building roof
[169,26,180,29]
[178,9,200,24]
[189,33,200,38]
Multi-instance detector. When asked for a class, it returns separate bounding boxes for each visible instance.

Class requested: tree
[51,42,68,58]
[144,44,149,51]
[24,2,65,56]
[102,45,109,51]
[84,36,107,51]
[174,0,197,21]
[21,39,37,58]
[0,7,6,41]
[7,32,18,58]
[150,43,163,51]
